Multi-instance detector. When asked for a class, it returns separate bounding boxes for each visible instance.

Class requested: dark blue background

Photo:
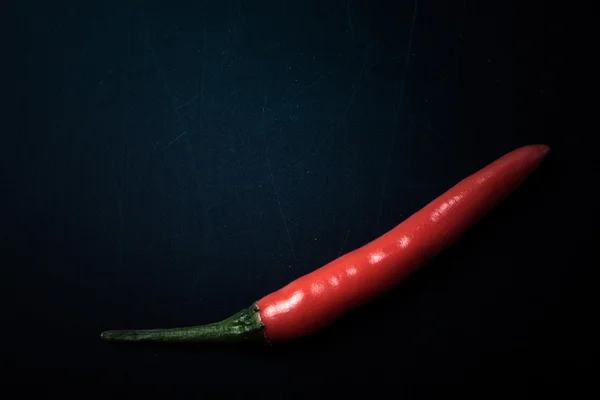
[2,0,588,390]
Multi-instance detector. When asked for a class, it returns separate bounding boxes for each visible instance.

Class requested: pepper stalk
[100,304,265,343]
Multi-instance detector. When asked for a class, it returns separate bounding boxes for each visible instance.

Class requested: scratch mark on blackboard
[166,131,187,149]
[398,0,418,107]
[225,228,259,239]
[338,227,352,256]
[266,146,296,260]
[176,95,199,110]
[347,0,354,37]
[339,47,368,126]
[115,181,124,232]
[377,0,418,230]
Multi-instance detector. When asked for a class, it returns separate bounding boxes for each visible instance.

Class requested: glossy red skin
[257,145,550,342]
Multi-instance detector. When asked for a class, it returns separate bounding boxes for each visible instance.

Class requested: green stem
[100,304,265,344]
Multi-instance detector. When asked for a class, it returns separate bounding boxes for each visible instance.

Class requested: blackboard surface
[3,0,590,392]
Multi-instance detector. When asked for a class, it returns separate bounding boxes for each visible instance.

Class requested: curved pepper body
[257,144,549,342]
[101,144,549,344]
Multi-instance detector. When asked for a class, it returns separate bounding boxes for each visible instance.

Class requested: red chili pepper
[101,144,550,344]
